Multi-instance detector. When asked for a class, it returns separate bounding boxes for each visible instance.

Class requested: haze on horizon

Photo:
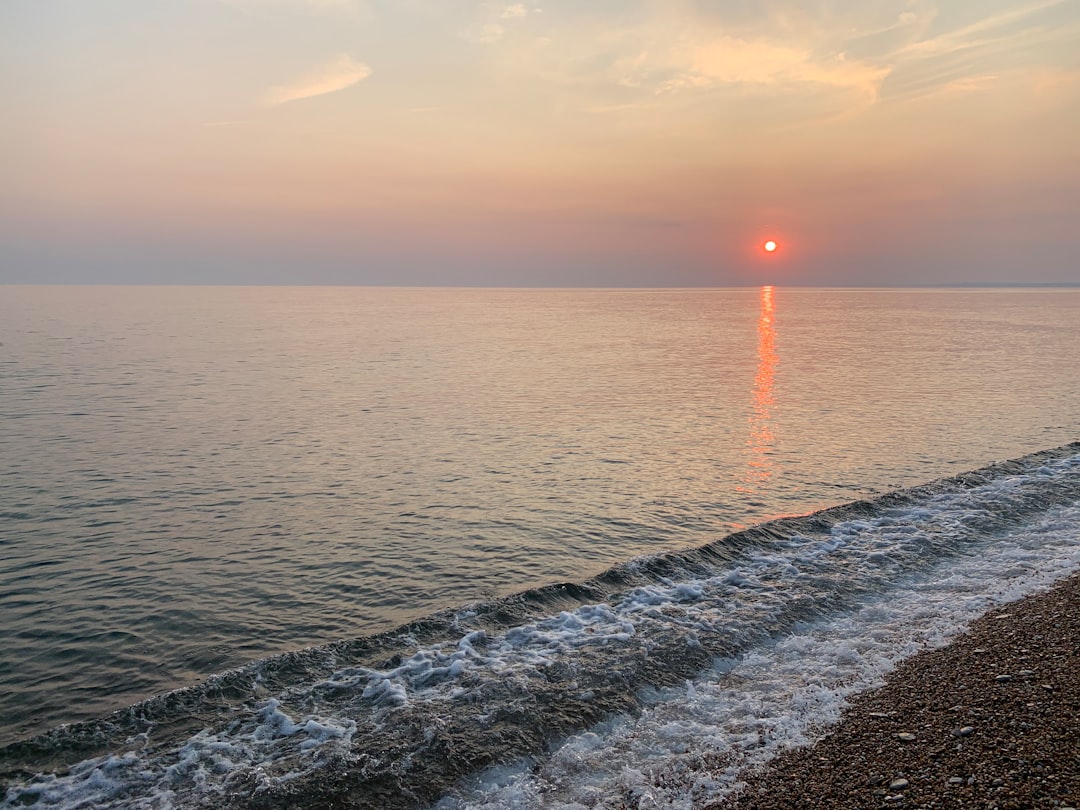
[2,0,1078,287]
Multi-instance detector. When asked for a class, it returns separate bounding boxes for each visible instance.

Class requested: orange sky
[2,0,1078,285]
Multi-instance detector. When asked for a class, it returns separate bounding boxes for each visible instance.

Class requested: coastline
[2,445,1077,808]
[704,571,1080,810]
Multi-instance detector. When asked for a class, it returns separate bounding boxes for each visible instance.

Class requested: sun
[763,240,778,253]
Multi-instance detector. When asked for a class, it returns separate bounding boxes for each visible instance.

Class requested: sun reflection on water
[742,285,778,492]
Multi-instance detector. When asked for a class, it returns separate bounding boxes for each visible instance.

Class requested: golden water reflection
[741,285,778,492]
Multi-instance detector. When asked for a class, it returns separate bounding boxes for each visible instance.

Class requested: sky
[1,0,1078,286]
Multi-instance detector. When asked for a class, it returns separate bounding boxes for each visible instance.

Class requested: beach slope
[706,573,1080,809]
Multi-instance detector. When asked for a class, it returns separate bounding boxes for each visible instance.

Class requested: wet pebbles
[705,572,1080,809]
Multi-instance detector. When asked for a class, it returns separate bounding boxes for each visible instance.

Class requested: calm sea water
[1,286,1079,808]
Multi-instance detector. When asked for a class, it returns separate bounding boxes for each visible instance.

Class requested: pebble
[889,778,910,791]
[995,674,1013,682]
[711,575,1080,810]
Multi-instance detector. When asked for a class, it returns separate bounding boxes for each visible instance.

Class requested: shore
[704,571,1080,810]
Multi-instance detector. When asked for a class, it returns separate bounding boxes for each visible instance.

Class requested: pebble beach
[705,572,1080,810]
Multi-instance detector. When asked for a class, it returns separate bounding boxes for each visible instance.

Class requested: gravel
[704,571,1080,810]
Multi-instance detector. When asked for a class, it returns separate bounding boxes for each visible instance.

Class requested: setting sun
[764,240,778,253]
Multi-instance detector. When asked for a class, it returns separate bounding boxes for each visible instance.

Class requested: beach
[705,572,1080,810]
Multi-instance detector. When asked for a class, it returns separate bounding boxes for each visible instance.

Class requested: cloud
[877,0,1080,103]
[464,2,537,43]
[680,38,891,99]
[264,54,372,105]
[538,32,890,102]
[501,3,529,19]
[939,74,999,94]
[895,0,1071,58]
[492,0,1077,109]
[466,22,506,43]
[482,5,895,105]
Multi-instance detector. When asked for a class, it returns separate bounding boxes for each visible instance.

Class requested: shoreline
[704,571,1080,809]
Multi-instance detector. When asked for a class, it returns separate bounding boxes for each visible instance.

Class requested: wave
[3,442,1080,809]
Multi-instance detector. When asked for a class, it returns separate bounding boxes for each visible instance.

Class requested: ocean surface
[1,286,1079,809]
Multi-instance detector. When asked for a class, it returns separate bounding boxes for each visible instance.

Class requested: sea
[1,285,1079,809]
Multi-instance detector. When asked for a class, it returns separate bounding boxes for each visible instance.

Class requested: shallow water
[1,286,1079,748]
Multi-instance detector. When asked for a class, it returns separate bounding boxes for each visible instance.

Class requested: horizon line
[2,281,1078,290]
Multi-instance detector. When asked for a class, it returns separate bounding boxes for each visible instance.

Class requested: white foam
[438,502,1080,809]
[2,699,356,809]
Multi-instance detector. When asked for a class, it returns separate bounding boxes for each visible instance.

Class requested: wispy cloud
[464,2,538,43]
[516,27,891,103]
[485,0,1080,114]
[264,54,372,106]
[465,22,507,43]
[878,0,1080,104]
[895,0,1071,57]
[500,4,529,19]
[938,74,1000,95]
[675,38,891,100]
